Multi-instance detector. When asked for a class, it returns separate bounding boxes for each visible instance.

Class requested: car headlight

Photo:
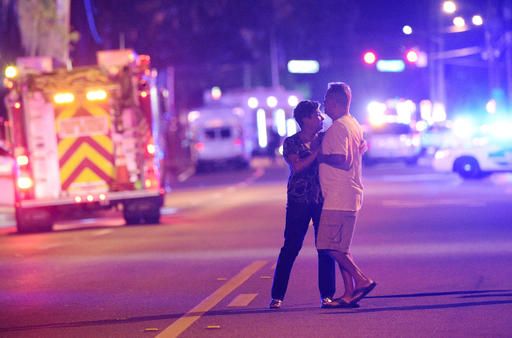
[434,149,449,160]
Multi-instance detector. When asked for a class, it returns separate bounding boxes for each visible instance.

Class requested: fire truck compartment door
[24,92,61,199]
[56,101,115,196]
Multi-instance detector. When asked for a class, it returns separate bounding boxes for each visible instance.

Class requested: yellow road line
[227,293,258,307]
[156,260,267,338]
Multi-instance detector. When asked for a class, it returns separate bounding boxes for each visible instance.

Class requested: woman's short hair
[293,100,320,128]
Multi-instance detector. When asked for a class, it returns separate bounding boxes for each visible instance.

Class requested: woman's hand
[310,134,323,152]
[359,139,368,154]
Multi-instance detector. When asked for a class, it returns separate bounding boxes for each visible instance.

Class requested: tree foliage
[17,0,78,63]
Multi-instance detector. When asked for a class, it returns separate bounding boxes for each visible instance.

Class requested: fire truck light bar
[86,89,108,101]
[54,92,75,104]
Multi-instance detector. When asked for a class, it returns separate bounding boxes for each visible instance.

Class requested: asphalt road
[0,159,511,337]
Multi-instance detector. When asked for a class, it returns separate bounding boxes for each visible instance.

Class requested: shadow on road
[1,290,511,334]
[368,289,511,299]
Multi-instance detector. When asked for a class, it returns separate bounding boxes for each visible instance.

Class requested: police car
[433,140,512,179]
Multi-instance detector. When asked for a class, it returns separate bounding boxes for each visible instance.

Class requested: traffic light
[405,49,419,64]
[363,51,377,65]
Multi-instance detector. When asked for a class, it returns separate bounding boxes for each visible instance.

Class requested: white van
[364,122,422,165]
[189,105,254,170]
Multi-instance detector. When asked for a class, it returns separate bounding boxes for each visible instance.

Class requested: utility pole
[485,0,502,106]
[429,0,446,110]
[504,0,512,110]
[269,27,279,88]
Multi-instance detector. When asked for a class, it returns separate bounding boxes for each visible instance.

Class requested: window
[205,129,216,139]
[220,128,232,139]
[204,127,233,140]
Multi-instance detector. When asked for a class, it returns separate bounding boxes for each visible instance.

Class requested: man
[269,100,339,309]
[317,82,376,306]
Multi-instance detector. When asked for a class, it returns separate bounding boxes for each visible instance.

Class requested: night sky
[1,0,508,116]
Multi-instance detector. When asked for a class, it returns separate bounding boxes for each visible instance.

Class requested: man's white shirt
[319,114,364,211]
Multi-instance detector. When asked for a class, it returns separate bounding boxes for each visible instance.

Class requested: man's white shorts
[316,209,357,252]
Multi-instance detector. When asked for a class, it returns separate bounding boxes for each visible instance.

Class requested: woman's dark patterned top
[283,133,323,204]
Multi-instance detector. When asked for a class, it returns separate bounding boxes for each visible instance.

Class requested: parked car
[420,123,458,155]
[432,140,512,179]
[364,123,422,166]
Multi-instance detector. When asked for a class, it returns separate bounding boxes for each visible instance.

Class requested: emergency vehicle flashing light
[4,66,18,79]
[17,176,34,190]
[86,89,108,101]
[54,92,75,104]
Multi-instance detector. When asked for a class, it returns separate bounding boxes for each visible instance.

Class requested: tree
[16,0,78,64]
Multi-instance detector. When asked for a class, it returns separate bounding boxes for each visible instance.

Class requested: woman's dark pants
[271,201,336,300]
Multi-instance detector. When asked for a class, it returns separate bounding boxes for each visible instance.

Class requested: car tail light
[194,142,204,151]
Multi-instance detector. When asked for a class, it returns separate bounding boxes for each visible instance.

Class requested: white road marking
[382,199,486,208]
[107,241,512,262]
[352,241,512,258]
[161,207,178,215]
[2,241,511,265]
[38,244,61,250]
[368,173,458,182]
[227,293,258,307]
[92,229,113,237]
[156,260,267,338]
[177,167,195,182]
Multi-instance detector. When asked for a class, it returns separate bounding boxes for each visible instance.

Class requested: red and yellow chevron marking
[55,101,114,192]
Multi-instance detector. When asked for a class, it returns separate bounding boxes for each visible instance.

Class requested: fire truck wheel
[123,211,141,225]
[15,208,54,233]
[143,210,161,224]
[123,197,162,225]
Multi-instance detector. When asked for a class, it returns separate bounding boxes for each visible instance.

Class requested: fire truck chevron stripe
[57,101,109,120]
[60,143,114,184]
[58,135,113,158]
[58,137,114,166]
[57,102,80,120]
[73,168,106,185]
[61,158,113,190]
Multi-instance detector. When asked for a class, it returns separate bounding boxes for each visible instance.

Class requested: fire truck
[2,50,164,233]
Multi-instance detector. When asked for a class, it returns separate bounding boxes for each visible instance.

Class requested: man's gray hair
[326,82,351,108]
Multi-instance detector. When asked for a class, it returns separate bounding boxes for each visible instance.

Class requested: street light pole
[506,30,512,109]
[504,0,512,110]
[270,27,280,88]
[485,0,501,106]
[429,0,446,111]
